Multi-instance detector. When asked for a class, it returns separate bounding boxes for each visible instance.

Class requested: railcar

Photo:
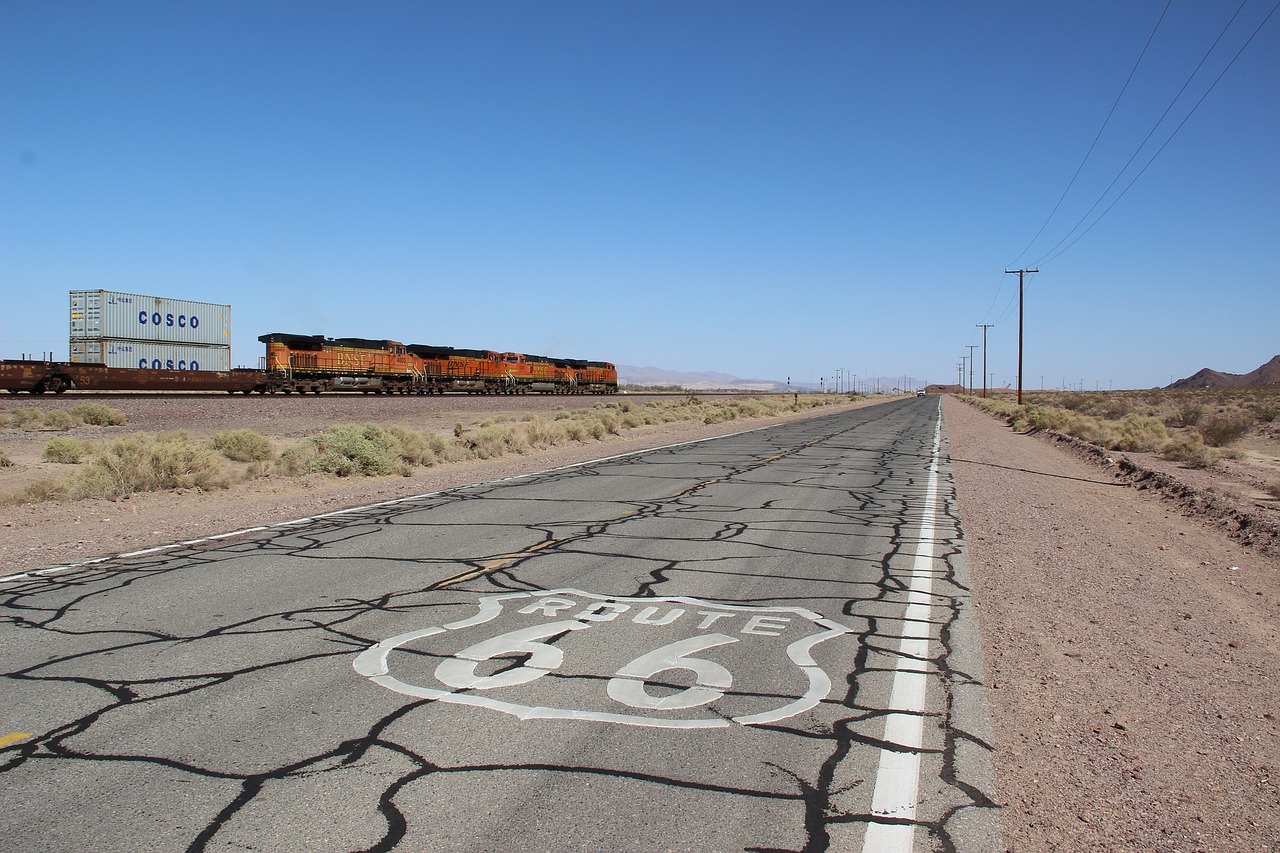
[0,359,263,395]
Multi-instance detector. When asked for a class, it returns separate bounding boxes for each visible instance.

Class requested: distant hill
[618,365,927,394]
[1167,354,1280,389]
[618,365,787,392]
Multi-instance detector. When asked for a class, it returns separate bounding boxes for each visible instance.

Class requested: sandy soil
[2,393,1277,850]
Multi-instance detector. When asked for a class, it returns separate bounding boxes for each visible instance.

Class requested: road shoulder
[943,395,1280,851]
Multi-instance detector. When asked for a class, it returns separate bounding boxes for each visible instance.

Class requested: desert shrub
[595,412,622,435]
[210,429,274,462]
[40,410,77,431]
[384,425,436,466]
[1167,401,1208,428]
[1111,415,1169,452]
[7,479,67,504]
[1161,433,1220,468]
[277,424,401,477]
[1267,482,1280,500]
[1099,398,1134,420]
[69,432,228,498]
[2,408,44,429]
[0,449,12,468]
[67,403,127,426]
[42,436,87,464]
[520,418,568,449]
[1197,412,1254,447]
[1246,402,1279,423]
[563,420,592,442]
[459,426,525,459]
[1058,394,1091,412]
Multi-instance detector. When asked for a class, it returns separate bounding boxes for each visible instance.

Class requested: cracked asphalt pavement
[1,396,1000,852]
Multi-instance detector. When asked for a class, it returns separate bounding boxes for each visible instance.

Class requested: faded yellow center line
[0,732,33,749]
[431,537,568,590]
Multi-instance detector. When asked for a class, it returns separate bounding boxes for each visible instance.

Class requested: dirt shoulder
[943,395,1279,852]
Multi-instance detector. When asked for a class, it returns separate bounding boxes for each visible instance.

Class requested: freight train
[1,333,618,396]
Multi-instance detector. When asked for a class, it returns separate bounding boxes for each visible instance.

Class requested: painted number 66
[433,620,740,711]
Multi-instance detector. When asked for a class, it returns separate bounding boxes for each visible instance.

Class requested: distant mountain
[618,365,927,394]
[618,365,788,392]
[1167,355,1280,389]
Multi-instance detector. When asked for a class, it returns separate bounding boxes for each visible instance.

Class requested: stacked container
[69,290,232,370]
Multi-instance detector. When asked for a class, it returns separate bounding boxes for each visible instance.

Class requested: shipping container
[69,290,231,346]
[70,339,232,372]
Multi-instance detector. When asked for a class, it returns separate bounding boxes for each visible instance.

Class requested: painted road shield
[354,588,854,729]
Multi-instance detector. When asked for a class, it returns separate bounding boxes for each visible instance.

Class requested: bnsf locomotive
[1,333,618,396]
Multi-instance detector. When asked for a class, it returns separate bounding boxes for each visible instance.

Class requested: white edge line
[861,400,943,853]
[0,422,784,585]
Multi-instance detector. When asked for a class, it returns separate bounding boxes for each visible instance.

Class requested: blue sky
[3,1,1277,390]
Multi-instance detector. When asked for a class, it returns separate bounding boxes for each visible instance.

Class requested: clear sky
[3,1,1277,390]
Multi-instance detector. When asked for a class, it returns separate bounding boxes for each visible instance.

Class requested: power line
[1038,0,1280,266]
[1033,0,1261,267]
[1007,0,1173,270]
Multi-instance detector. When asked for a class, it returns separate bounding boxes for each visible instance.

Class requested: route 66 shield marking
[353,589,853,729]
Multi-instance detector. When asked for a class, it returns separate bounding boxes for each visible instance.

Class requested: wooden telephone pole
[976,324,994,398]
[1004,269,1038,404]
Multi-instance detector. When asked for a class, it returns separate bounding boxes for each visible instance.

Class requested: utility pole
[957,359,964,390]
[976,324,994,398]
[1004,268,1038,405]
[966,344,977,397]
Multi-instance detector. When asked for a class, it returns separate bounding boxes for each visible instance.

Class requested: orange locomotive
[259,333,617,395]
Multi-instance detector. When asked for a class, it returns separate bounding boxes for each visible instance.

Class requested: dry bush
[1161,433,1220,468]
[40,410,77,431]
[1112,415,1170,452]
[278,424,403,477]
[210,429,274,462]
[1167,401,1208,428]
[1197,412,1254,447]
[384,425,437,466]
[1,408,44,429]
[1246,401,1279,423]
[7,479,67,504]
[67,403,127,426]
[42,436,88,464]
[0,449,13,468]
[520,418,569,449]
[70,432,229,499]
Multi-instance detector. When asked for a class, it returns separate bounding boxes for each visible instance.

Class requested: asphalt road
[1,396,1000,852]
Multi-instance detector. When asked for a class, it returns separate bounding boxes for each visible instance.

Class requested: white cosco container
[70,340,232,372]
[70,290,231,346]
